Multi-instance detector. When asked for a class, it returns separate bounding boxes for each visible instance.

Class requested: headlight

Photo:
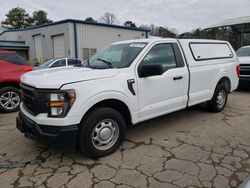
[46,90,76,118]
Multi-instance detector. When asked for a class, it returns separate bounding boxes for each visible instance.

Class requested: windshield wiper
[97,58,113,68]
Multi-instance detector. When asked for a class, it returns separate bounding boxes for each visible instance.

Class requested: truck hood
[21,67,120,89]
[238,56,250,65]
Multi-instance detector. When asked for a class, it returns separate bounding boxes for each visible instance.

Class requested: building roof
[0,19,149,37]
[206,16,250,28]
[205,16,250,32]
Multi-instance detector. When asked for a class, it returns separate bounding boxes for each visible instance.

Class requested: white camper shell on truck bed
[17,38,239,158]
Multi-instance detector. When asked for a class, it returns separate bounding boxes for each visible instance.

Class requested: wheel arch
[77,91,136,128]
[216,76,231,93]
[0,82,20,89]
[82,99,132,127]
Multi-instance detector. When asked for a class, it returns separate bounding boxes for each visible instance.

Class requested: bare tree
[100,12,117,25]
[140,24,177,38]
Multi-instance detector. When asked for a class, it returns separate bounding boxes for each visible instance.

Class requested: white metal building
[0,19,149,64]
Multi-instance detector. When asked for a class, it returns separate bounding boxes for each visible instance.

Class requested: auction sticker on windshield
[129,43,146,48]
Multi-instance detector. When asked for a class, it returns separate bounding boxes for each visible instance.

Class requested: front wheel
[78,107,126,158]
[0,87,21,113]
[207,84,228,112]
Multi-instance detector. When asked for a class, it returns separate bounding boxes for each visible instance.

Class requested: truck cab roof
[113,38,229,45]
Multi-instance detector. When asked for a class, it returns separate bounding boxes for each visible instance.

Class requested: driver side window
[142,43,177,71]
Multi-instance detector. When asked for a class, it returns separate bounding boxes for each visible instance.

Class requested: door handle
[173,76,183,80]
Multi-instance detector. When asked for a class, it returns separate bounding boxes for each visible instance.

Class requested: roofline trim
[0,19,150,37]
[0,40,25,44]
[0,45,29,49]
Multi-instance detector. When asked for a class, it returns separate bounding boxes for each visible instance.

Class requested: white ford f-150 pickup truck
[16,38,239,158]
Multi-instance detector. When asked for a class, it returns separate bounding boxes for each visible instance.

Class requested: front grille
[21,84,36,114]
[21,84,48,116]
[240,64,250,76]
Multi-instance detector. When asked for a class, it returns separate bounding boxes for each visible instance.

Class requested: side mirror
[138,64,164,78]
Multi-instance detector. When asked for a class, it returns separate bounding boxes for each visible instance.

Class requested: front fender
[77,91,137,124]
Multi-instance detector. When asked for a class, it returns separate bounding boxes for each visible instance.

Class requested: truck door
[137,42,189,121]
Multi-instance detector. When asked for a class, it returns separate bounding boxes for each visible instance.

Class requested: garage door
[33,34,42,61]
[52,34,65,58]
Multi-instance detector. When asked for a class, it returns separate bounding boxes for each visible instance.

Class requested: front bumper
[16,112,79,150]
[239,76,250,87]
[240,76,250,82]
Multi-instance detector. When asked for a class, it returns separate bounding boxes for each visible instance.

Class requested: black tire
[78,107,126,158]
[207,84,228,113]
[0,87,21,113]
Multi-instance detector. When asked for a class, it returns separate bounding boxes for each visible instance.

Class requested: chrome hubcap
[0,91,20,110]
[91,119,119,150]
[217,90,226,108]
[99,127,112,140]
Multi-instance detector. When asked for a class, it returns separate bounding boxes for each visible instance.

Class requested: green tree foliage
[32,10,53,25]
[1,7,32,29]
[84,17,97,22]
[1,7,53,29]
[124,21,136,28]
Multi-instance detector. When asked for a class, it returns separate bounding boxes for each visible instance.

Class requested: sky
[0,0,250,33]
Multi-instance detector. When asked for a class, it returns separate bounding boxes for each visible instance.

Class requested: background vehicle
[17,39,239,158]
[34,58,83,70]
[239,176,250,188]
[236,46,250,87]
[0,51,32,112]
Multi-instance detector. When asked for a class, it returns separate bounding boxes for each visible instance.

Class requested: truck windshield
[236,47,250,57]
[86,42,147,69]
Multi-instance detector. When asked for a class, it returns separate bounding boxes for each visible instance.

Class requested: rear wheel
[78,107,126,158]
[0,87,21,113]
[207,84,228,112]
